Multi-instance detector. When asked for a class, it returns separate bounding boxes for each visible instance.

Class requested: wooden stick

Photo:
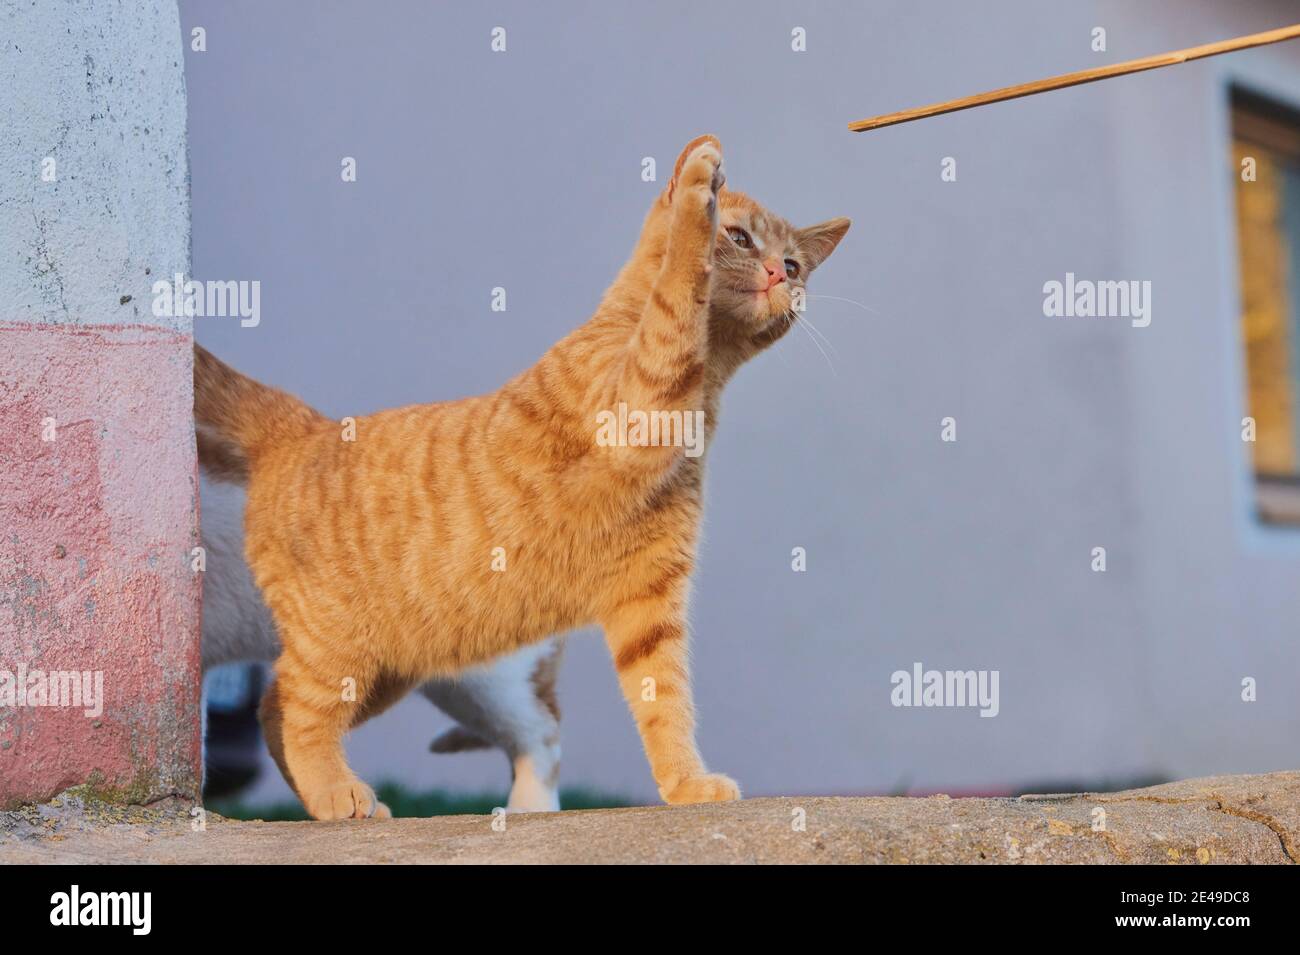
[848,23,1300,133]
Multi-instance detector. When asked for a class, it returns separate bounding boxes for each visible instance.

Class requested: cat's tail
[193,343,326,484]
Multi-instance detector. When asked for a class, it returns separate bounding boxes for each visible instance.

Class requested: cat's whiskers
[792,310,837,376]
[806,293,888,319]
[797,312,837,356]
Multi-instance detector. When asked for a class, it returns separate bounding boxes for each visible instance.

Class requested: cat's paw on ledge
[662,773,741,805]
[303,780,386,820]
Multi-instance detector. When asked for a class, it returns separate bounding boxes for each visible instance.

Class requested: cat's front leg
[601,598,740,804]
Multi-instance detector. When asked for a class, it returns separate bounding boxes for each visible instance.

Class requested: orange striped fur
[193,137,848,818]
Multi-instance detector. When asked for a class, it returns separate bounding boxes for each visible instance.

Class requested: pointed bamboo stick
[848,23,1300,133]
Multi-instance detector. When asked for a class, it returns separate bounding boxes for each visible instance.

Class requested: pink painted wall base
[0,323,200,807]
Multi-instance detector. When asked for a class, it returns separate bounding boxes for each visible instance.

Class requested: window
[1232,89,1300,523]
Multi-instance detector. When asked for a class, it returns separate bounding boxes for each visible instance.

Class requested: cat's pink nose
[763,259,786,289]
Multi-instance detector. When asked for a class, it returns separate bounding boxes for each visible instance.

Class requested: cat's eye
[726,227,753,249]
[784,259,800,280]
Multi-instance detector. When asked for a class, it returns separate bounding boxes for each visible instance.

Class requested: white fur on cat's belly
[199,472,563,811]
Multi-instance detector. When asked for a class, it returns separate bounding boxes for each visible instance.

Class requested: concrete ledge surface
[1,771,1295,864]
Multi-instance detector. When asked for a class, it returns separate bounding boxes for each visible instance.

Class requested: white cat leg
[421,638,565,812]
[506,742,561,813]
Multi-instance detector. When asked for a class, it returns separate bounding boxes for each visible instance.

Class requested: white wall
[1101,0,1300,776]
[0,0,190,329]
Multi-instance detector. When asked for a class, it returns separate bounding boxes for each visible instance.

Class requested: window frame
[1231,87,1300,525]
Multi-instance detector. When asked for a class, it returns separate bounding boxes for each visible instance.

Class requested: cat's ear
[794,217,851,271]
[665,134,722,206]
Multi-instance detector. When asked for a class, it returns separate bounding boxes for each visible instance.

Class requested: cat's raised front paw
[677,139,725,199]
[669,136,724,237]
[662,772,741,805]
[667,139,725,273]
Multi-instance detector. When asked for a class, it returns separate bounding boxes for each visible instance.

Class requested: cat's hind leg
[422,639,564,812]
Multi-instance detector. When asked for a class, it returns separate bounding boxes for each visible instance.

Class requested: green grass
[208,783,633,821]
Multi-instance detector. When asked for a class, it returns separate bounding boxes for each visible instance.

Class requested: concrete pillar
[0,1,199,806]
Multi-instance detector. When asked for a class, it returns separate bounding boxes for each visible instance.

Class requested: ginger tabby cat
[194,135,849,819]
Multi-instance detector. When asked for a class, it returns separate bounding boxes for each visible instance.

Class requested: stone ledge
[1,771,1295,864]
